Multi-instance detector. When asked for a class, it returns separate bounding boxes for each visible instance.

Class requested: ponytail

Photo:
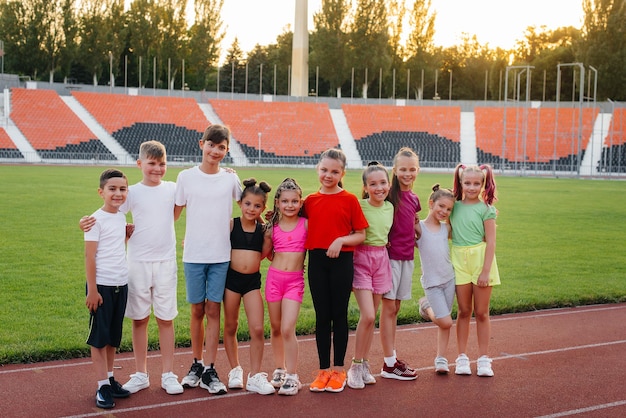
[479,164,497,205]
[452,164,466,201]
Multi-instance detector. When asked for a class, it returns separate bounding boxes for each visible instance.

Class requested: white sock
[384,355,396,368]
[107,371,114,379]
[98,379,109,389]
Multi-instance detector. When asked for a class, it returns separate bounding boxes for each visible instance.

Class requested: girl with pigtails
[449,164,500,377]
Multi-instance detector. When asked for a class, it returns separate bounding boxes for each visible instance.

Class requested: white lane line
[535,400,626,417]
[58,339,626,417]
[2,304,623,375]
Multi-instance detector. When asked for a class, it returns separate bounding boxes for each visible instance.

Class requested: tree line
[0,0,624,101]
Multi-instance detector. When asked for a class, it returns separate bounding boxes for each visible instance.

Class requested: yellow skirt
[451,242,500,286]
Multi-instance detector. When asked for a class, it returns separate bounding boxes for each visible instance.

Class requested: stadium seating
[10,88,114,160]
[73,92,213,161]
[474,107,598,170]
[598,108,626,173]
[210,99,339,164]
[342,104,460,166]
[0,127,23,159]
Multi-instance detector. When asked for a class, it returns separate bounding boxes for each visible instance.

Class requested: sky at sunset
[220,0,584,57]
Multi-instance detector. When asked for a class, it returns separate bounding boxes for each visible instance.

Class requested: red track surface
[2,304,626,417]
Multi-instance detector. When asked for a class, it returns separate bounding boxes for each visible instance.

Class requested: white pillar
[291,0,309,97]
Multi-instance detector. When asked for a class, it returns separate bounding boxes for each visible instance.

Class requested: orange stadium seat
[0,127,23,158]
[209,99,338,163]
[342,104,461,167]
[73,92,210,159]
[475,106,598,169]
[599,108,626,173]
[10,88,110,158]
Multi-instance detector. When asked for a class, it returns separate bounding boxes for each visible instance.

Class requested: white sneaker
[347,362,364,389]
[246,372,276,395]
[228,366,244,389]
[123,372,149,393]
[477,355,494,377]
[278,374,302,396]
[455,353,472,375]
[161,372,184,395]
[361,360,376,385]
[271,368,286,388]
[435,356,449,374]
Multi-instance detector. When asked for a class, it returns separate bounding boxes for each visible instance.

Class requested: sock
[393,349,397,358]
[384,355,396,368]
[98,379,109,389]
[107,371,114,379]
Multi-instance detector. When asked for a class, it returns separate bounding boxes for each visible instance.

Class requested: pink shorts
[265,266,305,303]
[353,245,392,295]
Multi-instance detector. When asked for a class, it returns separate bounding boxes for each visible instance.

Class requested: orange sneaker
[309,370,331,392]
[325,370,346,393]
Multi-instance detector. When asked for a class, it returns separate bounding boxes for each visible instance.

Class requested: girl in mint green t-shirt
[450,164,500,378]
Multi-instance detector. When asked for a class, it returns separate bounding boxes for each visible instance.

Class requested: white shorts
[126,260,178,321]
[384,259,415,300]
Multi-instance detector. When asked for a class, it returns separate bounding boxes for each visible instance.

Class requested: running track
[1,303,625,417]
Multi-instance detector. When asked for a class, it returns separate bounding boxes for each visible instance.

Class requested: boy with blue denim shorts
[174,124,242,395]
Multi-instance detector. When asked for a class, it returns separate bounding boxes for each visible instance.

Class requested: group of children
[82,123,500,409]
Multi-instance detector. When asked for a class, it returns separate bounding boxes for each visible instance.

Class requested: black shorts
[225,268,261,296]
[86,284,128,349]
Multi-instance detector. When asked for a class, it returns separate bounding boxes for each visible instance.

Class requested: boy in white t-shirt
[81,141,183,396]
[174,124,242,395]
[84,168,130,409]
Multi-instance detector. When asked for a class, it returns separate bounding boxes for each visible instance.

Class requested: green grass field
[0,164,624,365]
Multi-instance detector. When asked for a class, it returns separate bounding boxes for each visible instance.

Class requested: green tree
[219,38,245,94]
[404,0,436,99]
[265,30,293,96]
[186,0,224,90]
[310,0,350,97]
[579,0,626,100]
[0,0,55,79]
[349,0,390,98]
[58,0,80,82]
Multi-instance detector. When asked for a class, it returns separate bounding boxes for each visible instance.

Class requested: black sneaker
[181,358,204,388]
[199,367,227,395]
[109,377,131,398]
[96,384,115,409]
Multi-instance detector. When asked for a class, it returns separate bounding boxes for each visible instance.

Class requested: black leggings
[307,249,354,369]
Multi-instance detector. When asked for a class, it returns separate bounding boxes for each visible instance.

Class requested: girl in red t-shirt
[303,148,368,393]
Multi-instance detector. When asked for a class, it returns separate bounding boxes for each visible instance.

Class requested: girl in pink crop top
[272,217,306,253]
[265,178,308,395]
